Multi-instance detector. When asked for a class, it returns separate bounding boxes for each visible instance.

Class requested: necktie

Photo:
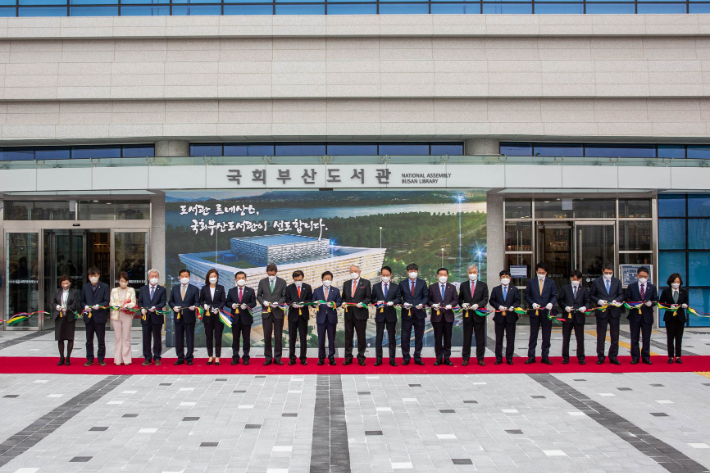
[270,280,274,292]
[384,283,388,298]
[471,281,475,296]
[440,284,445,301]
[539,278,544,295]
[324,287,329,300]
[606,279,610,294]
[640,284,645,300]
[181,285,186,301]
[411,280,415,296]
[573,286,577,299]
[150,286,155,300]
[673,290,678,303]
[297,286,301,299]
[352,280,357,297]
[503,285,507,301]
[239,287,243,302]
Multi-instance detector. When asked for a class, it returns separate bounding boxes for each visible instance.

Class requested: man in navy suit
[458,264,489,367]
[342,265,372,366]
[168,268,200,365]
[625,266,658,365]
[313,271,342,365]
[398,263,429,366]
[371,266,401,367]
[589,262,624,365]
[226,271,257,365]
[429,267,458,366]
[558,270,590,365]
[285,270,313,365]
[80,267,110,367]
[138,269,167,366]
[524,262,558,365]
[489,269,521,365]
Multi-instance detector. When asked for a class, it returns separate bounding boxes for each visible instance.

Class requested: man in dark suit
[398,263,429,366]
[256,263,287,366]
[558,270,590,365]
[138,269,167,366]
[313,271,341,365]
[371,266,401,367]
[285,270,313,365]
[226,271,257,365]
[524,262,558,365]
[489,269,520,365]
[458,264,489,366]
[589,262,624,365]
[429,267,458,366]
[625,266,658,365]
[168,268,200,366]
[342,264,372,366]
[81,267,110,367]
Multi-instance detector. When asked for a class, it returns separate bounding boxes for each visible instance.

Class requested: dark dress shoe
[65,359,71,366]
[495,360,502,365]
[610,359,620,365]
[155,360,161,366]
[579,360,586,365]
[207,360,213,365]
[215,361,220,366]
[318,359,324,365]
[478,360,485,367]
[187,361,193,365]
[630,360,639,365]
[343,359,352,366]
[231,359,240,365]
[263,360,272,366]
[433,360,441,366]
[84,360,93,367]
[541,359,552,365]
[461,360,469,366]
[506,360,513,365]
[415,360,425,366]
[675,357,683,364]
[142,360,152,366]
[57,359,65,366]
[289,360,297,365]
[98,361,106,366]
[597,360,604,365]
[358,360,366,366]
[562,359,569,365]
[274,360,284,366]
[402,360,410,366]
[668,358,674,364]
[301,359,308,365]
[329,359,336,366]
[389,360,397,367]
[243,360,250,365]
[642,360,653,365]
[174,360,184,365]
[444,359,454,366]
[374,360,382,366]
[525,357,536,364]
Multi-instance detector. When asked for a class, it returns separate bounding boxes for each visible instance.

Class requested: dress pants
[561,319,585,361]
[462,315,486,362]
[527,315,552,360]
[111,313,133,365]
[142,323,162,361]
[175,321,195,363]
[494,320,516,362]
[232,321,251,361]
[85,319,106,362]
[262,317,284,362]
[595,316,620,361]
[288,317,308,361]
[629,316,652,362]
[375,321,396,361]
[344,317,367,361]
[432,320,453,361]
[401,316,424,362]
[317,322,336,360]
[203,317,224,358]
[665,317,684,358]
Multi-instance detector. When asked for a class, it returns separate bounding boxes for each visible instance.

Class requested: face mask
[537,274,545,280]
[89,277,99,284]
[295,281,302,287]
[500,278,510,286]
[571,280,580,288]
[350,273,359,280]
[637,277,647,285]
[603,273,613,280]
[180,278,190,285]
[381,276,391,283]
[119,282,128,289]
[323,280,332,287]
[209,277,218,284]
[468,273,477,281]
[671,282,680,289]
[150,278,159,285]
[268,275,276,282]
[236,279,246,287]
[62,284,71,290]
[438,276,448,284]
[408,272,418,279]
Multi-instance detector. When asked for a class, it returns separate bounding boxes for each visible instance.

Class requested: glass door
[6,232,41,329]
[113,231,148,328]
[43,230,86,331]
[575,222,616,289]
[536,222,573,291]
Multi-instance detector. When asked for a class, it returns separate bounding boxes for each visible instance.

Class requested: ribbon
[172,306,202,320]
[0,311,48,326]
[218,309,233,328]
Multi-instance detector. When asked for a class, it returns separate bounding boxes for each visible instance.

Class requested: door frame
[573,220,617,281]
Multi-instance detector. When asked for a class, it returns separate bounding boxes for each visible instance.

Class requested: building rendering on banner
[1,11,710,339]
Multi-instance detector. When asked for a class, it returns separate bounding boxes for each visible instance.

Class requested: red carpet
[0,356,708,375]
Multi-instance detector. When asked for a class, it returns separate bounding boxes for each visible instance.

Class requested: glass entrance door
[575,222,616,289]
[536,222,573,291]
[5,232,41,329]
[113,231,148,328]
[43,230,86,331]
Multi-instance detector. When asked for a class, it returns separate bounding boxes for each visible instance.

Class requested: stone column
[150,193,166,285]
[155,140,189,157]
[486,190,505,284]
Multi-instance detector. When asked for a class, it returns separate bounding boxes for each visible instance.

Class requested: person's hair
[603,262,614,272]
[118,271,130,282]
[349,264,360,272]
[380,266,392,275]
[292,270,304,279]
[179,268,190,277]
[406,263,419,272]
[321,270,333,280]
[58,274,72,285]
[667,273,683,286]
[88,267,100,276]
[205,268,219,282]
[570,270,582,279]
[499,269,511,277]
[266,263,278,273]
[234,271,246,279]
[148,269,160,278]
[467,264,478,272]
[637,266,650,276]
[437,267,448,275]
[535,262,547,272]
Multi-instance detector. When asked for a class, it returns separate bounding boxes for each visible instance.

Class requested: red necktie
[640,284,645,300]
[239,287,243,302]
[352,280,356,297]
[411,280,415,296]
[297,286,301,298]
[471,281,475,295]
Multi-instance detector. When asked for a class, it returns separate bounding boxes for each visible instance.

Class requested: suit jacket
[313,285,341,325]
[524,277,558,317]
[285,282,313,322]
[52,288,81,321]
[659,287,688,324]
[371,281,401,323]
[589,276,624,319]
[458,279,489,320]
[225,285,257,325]
[169,283,200,324]
[558,284,591,325]
[625,281,658,325]
[428,282,458,323]
[257,277,287,320]
[199,284,226,323]
[110,287,137,321]
[342,278,372,320]
[489,284,521,324]
[137,284,167,325]
[80,282,110,324]
[398,278,429,320]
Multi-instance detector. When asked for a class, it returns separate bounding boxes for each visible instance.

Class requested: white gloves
[645,301,653,307]
[263,301,270,307]
[682,304,688,309]
[545,303,553,310]
[204,304,210,310]
[387,301,394,306]
[462,303,470,309]
[141,309,147,315]
[173,306,180,311]
[472,304,479,310]
[232,303,238,310]
[508,306,515,311]
[85,305,90,310]
[532,303,540,310]
[597,300,607,306]
[150,306,156,311]
[577,306,586,312]
[565,306,572,313]
[189,306,195,311]
[55,305,62,311]
[357,303,366,308]
[611,300,618,305]
[240,304,247,310]
[432,303,440,310]
[498,305,505,311]
[211,308,218,314]
[416,304,423,310]
[403,302,412,308]
[93,304,99,310]
[445,304,452,310]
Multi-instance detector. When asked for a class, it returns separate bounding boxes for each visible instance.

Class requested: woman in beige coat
[110,271,137,365]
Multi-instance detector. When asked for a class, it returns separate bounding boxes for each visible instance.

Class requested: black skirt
[55,316,76,341]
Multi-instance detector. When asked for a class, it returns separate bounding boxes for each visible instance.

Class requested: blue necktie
[441,284,445,301]
[150,286,154,300]
[503,286,507,301]
[606,279,610,294]
[384,283,388,298]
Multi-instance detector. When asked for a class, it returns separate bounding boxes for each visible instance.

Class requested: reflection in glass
[689,251,710,286]
[658,219,686,250]
[688,195,710,217]
[619,199,651,218]
[505,222,532,251]
[619,221,652,251]
[659,194,686,217]
[689,219,710,250]
[5,201,75,220]
[6,233,40,328]
[78,201,149,220]
[504,199,531,219]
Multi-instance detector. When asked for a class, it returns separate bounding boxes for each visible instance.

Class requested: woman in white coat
[110,271,137,365]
